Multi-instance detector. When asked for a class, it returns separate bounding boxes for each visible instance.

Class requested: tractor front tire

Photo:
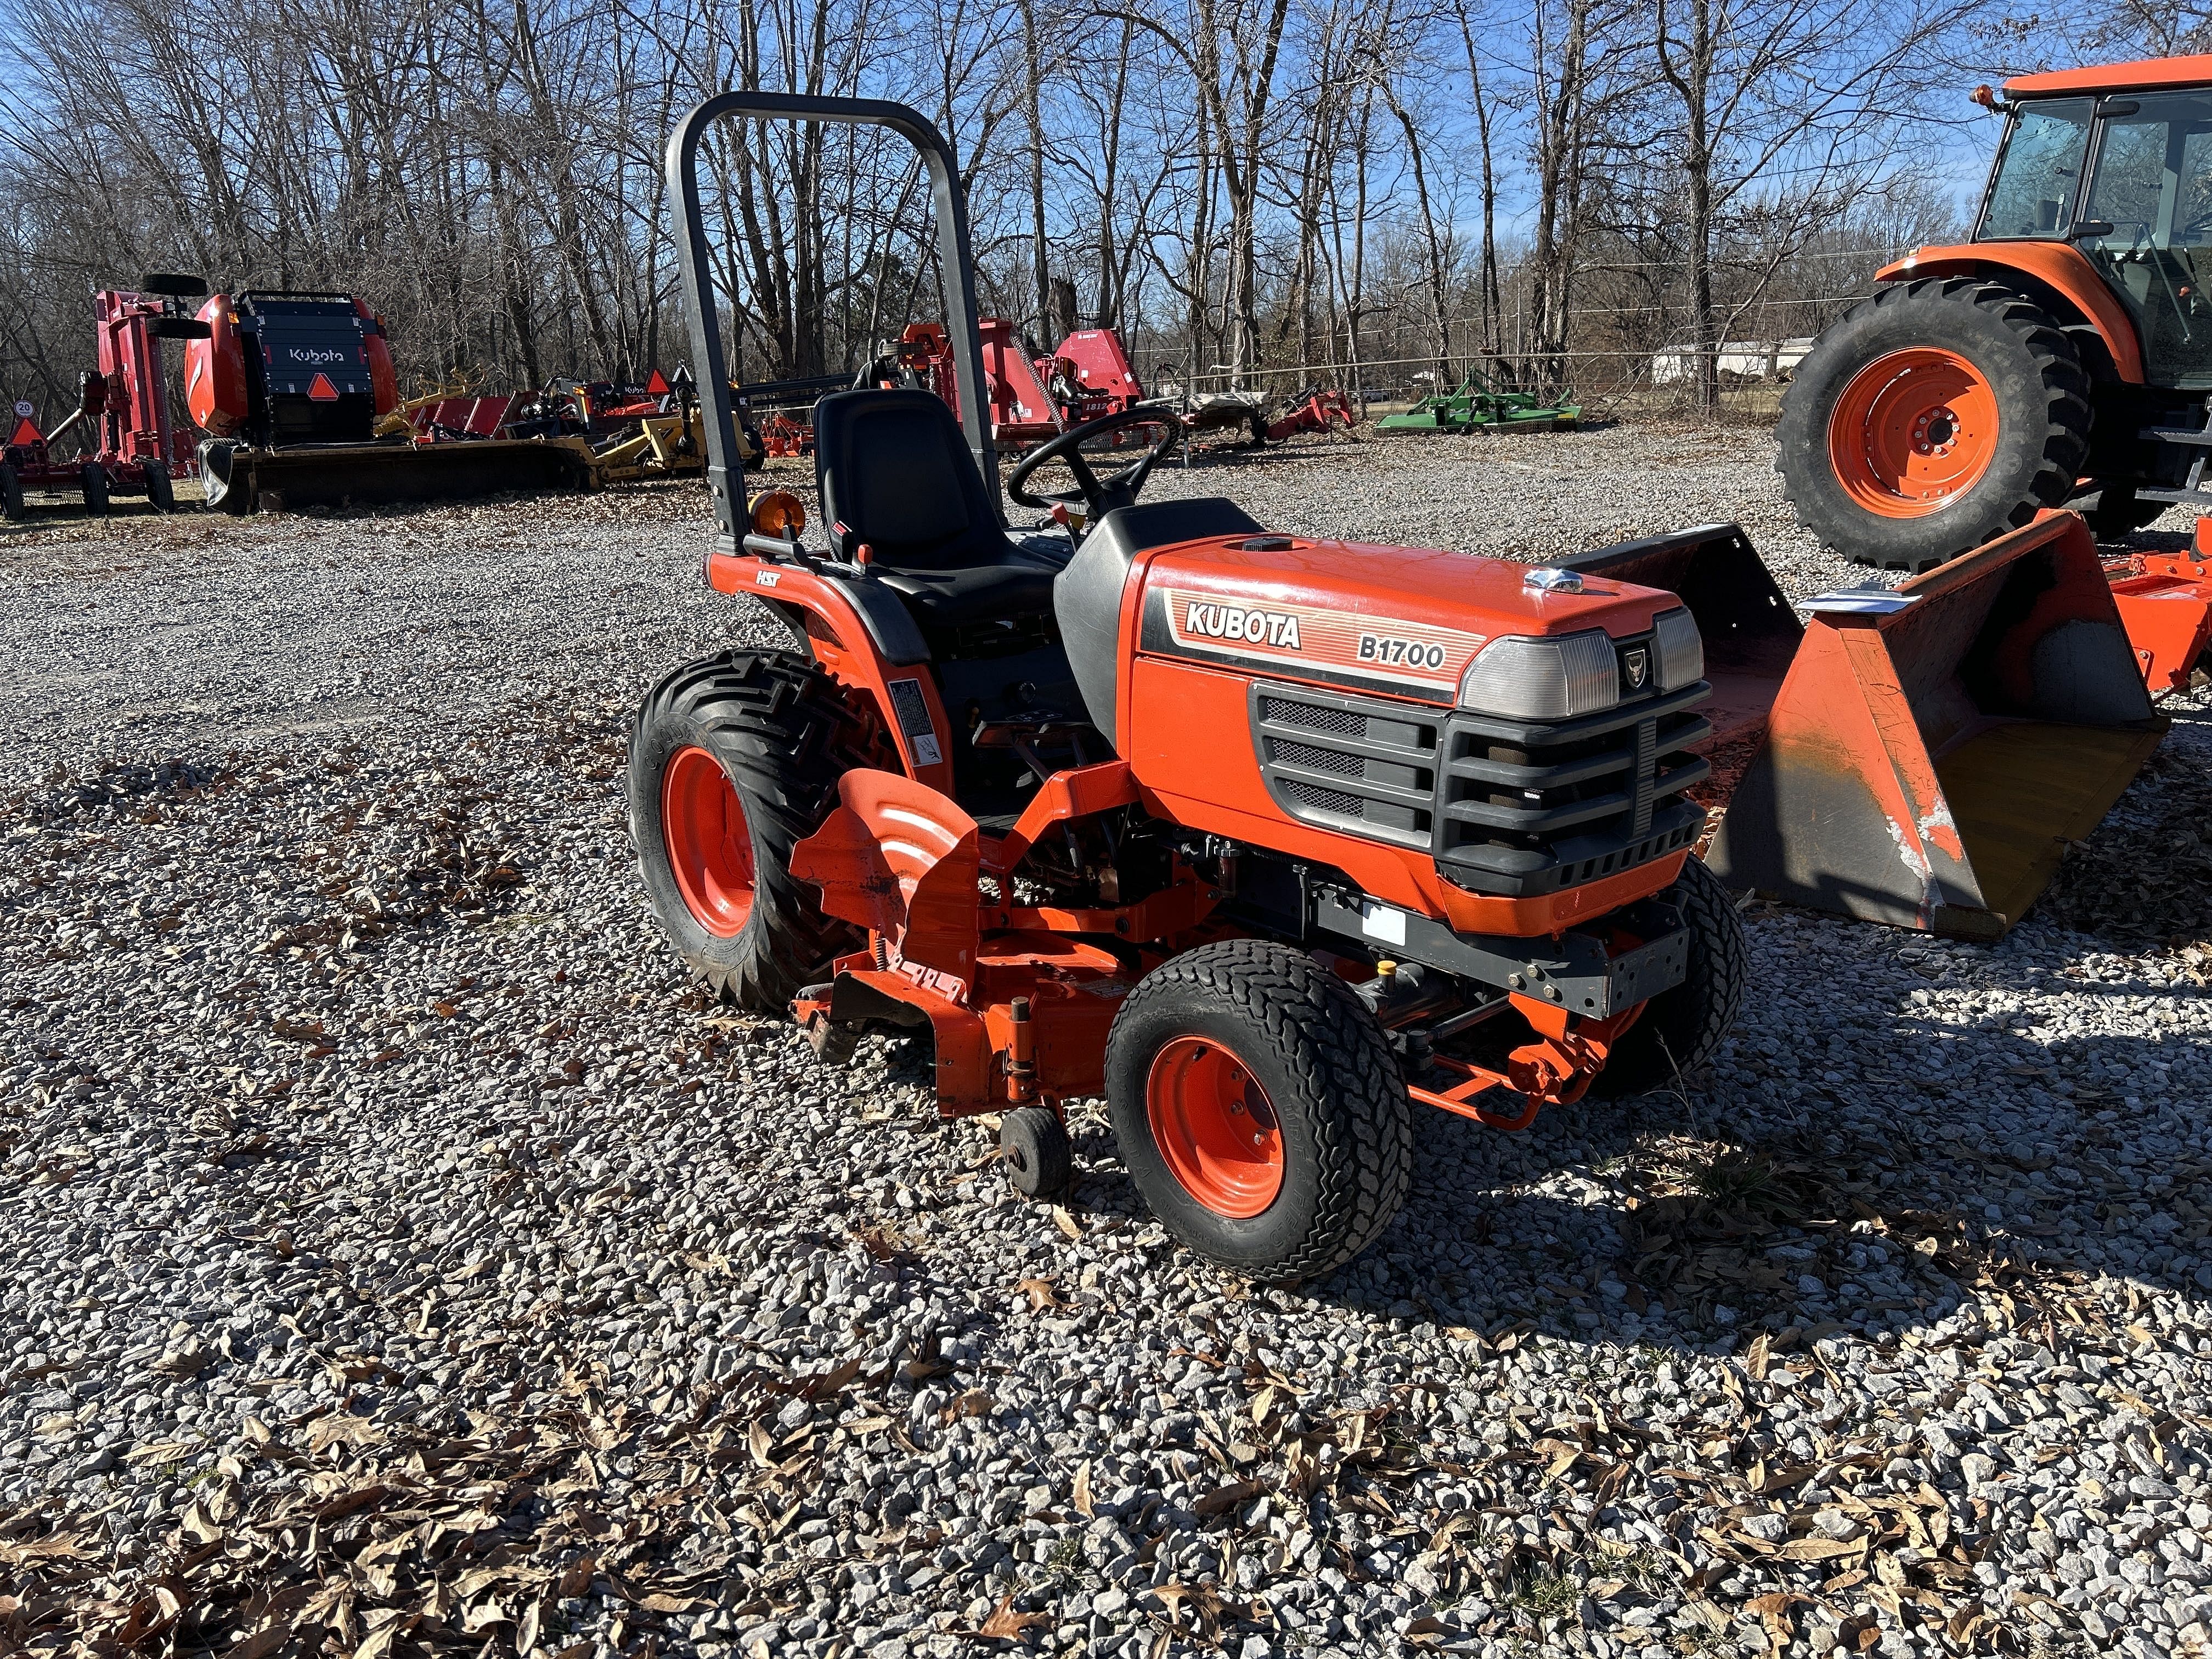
[1778,278,2090,571]
[1592,855,1748,1098]
[628,650,889,1014]
[1105,939,1412,1280]
[2081,483,2170,539]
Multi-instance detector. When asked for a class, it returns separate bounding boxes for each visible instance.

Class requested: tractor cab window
[1979,98,2094,238]
[2079,91,2212,387]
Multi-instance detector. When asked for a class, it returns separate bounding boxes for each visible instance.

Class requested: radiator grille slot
[1273,737,1364,777]
[1260,696,1364,736]
[1282,777,1364,817]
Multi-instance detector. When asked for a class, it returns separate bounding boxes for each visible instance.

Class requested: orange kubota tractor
[1782,54,2212,569]
[628,93,1745,1278]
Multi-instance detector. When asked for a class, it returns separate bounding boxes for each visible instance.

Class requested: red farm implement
[1,276,205,518]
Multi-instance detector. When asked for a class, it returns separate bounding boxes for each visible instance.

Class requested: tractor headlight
[1458,630,1620,720]
[1652,606,1705,690]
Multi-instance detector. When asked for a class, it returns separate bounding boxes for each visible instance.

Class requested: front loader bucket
[1706,513,2164,939]
[1562,523,1803,752]
[201,437,591,515]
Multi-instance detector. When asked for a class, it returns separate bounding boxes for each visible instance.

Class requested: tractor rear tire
[1592,855,1747,1098]
[1105,939,1412,1280]
[1778,278,2090,572]
[0,461,22,521]
[80,462,110,517]
[628,650,890,1014]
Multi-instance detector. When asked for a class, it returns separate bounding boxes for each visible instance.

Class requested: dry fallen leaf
[1192,1477,1267,1518]
[1746,1591,1809,1646]
[977,1595,1052,1640]
[1780,1536,1866,1561]
[1051,1206,1084,1239]
[1017,1276,1065,1311]
[1073,1460,1094,1519]
[946,1389,993,1421]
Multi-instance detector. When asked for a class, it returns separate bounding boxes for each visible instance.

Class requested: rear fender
[789,768,980,988]
[706,551,955,792]
[1877,244,2144,383]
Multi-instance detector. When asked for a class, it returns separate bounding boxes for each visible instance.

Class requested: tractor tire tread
[1594,855,1748,1096]
[1109,938,1412,1280]
[1778,277,2092,571]
[629,649,889,1013]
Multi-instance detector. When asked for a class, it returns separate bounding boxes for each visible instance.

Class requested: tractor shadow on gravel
[862,981,2197,1359]
[1290,1008,2203,1359]
[840,771,2206,1365]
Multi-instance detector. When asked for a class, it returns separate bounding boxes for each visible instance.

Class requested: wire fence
[1115,249,1908,421]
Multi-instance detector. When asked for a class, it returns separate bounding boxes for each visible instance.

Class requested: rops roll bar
[665,92,998,549]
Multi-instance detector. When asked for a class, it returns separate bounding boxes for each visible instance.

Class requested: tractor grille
[1251,677,1713,896]
[1254,686,1440,848]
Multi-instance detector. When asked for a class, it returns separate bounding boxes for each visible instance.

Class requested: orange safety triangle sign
[307,372,340,402]
[8,414,41,447]
[645,369,670,394]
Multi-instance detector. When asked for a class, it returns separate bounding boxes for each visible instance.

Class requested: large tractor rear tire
[1105,939,1413,1280]
[1778,278,2091,572]
[628,650,890,1013]
[1592,855,1747,1098]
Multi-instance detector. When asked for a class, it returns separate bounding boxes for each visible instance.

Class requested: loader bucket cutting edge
[201,438,591,514]
[1700,512,2164,938]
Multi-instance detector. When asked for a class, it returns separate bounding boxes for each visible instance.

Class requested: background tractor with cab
[627,92,1745,1279]
[1782,53,2212,569]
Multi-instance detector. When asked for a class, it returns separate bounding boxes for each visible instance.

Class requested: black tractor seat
[868,542,1068,631]
[814,387,1066,649]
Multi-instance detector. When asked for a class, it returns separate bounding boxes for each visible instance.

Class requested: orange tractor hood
[1134,533,1685,704]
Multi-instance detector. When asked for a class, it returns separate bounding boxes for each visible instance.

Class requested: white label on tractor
[754,569,780,587]
[912,734,942,766]
[1360,903,1408,946]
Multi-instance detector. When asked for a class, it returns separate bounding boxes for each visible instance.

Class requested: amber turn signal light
[749,489,805,538]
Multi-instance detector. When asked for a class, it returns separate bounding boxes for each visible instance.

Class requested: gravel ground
[3,424,2209,1659]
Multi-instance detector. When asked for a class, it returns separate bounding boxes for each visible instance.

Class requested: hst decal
[1145,586,1484,699]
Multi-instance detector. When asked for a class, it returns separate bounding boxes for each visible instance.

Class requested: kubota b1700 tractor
[630,93,1746,1278]
[1782,54,2212,569]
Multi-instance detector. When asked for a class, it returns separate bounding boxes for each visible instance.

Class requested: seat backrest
[814,388,1006,571]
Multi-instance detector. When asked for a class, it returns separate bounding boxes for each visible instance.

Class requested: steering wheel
[1007,402,1181,518]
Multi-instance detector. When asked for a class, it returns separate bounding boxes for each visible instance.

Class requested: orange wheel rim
[1825,347,1999,518]
[661,745,754,936]
[1145,1036,1284,1218]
